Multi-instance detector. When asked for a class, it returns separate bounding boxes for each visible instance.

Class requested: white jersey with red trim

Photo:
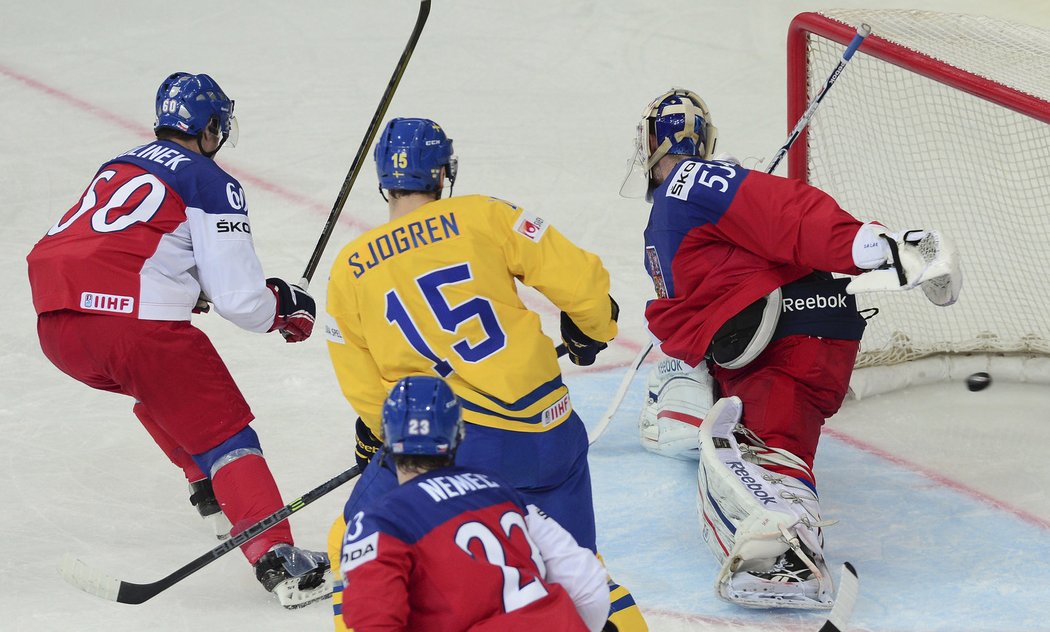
[27,140,276,332]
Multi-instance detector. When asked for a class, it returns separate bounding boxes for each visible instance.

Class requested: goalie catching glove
[847,222,961,306]
[267,278,316,343]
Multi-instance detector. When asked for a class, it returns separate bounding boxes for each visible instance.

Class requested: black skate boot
[724,545,834,609]
[254,543,332,609]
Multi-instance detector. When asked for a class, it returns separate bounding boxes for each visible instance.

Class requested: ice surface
[3,1,1050,630]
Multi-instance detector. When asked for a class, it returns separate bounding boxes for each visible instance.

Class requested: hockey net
[787,10,1050,396]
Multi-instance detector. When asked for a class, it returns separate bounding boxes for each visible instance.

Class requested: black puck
[966,372,992,392]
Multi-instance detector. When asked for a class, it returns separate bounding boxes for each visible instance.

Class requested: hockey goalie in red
[622,88,961,610]
[26,72,329,607]
[339,376,610,631]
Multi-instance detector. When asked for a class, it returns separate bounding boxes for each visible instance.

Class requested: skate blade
[719,580,834,610]
[270,570,333,609]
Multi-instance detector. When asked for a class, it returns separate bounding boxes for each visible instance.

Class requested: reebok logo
[782,293,849,312]
[656,357,687,376]
[727,461,778,505]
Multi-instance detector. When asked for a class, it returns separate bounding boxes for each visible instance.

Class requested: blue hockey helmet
[381,376,464,457]
[154,72,238,147]
[373,118,456,193]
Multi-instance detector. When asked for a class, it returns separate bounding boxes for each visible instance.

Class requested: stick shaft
[766,23,870,175]
[299,0,433,288]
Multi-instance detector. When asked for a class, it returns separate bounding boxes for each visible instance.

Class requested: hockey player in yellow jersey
[326,117,646,631]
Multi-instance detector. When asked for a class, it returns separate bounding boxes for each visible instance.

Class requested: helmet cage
[619,88,718,200]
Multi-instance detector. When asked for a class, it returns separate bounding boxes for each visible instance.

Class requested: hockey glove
[355,417,383,470]
[192,292,211,314]
[560,296,619,366]
[266,278,316,343]
[847,224,961,306]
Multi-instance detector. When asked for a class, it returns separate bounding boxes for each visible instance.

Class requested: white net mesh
[800,10,1050,368]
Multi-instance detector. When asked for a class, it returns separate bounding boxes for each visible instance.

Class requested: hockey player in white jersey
[27,72,330,607]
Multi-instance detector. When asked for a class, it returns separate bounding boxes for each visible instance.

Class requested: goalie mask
[381,376,464,458]
[620,88,718,200]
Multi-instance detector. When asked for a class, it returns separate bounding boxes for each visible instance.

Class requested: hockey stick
[298,0,432,288]
[587,23,871,446]
[819,562,860,631]
[587,343,653,445]
[60,465,362,605]
[767,23,871,175]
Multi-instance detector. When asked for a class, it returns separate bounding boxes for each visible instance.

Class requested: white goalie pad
[639,357,714,460]
[846,229,962,306]
[696,396,834,609]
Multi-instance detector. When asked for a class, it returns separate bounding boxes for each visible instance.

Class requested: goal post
[786,10,1050,396]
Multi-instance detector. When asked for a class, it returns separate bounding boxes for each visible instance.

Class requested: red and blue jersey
[27,140,276,332]
[643,158,866,366]
[339,466,594,632]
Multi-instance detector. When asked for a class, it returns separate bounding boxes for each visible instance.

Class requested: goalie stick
[819,562,860,632]
[298,0,432,289]
[60,465,361,605]
[588,22,871,446]
[587,343,653,445]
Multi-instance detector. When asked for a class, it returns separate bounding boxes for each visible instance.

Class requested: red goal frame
[785,11,1050,182]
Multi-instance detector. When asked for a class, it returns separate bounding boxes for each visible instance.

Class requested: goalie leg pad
[696,397,835,609]
[639,358,714,460]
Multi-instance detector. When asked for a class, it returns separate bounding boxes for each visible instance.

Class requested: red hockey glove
[266,278,316,343]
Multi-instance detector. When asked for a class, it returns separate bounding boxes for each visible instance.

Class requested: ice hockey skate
[720,543,834,609]
[188,479,232,540]
[254,543,332,609]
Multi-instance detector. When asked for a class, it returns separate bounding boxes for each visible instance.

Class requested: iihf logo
[81,292,134,314]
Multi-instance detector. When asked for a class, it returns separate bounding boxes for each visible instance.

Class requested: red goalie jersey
[339,465,609,632]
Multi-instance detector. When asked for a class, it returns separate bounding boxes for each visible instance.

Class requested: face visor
[213,100,239,148]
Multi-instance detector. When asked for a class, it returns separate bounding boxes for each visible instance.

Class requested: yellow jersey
[325,194,616,436]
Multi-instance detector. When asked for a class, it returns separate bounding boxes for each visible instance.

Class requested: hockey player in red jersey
[27,72,329,607]
[624,88,960,609]
[339,376,610,631]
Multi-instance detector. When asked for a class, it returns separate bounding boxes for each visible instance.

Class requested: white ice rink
[3,1,1050,630]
